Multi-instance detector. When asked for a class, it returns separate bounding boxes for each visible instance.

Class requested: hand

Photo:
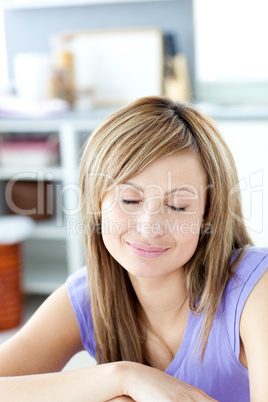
[121,362,218,402]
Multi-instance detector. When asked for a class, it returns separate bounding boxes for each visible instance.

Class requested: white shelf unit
[0,109,114,294]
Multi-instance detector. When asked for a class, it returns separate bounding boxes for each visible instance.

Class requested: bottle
[50,37,74,106]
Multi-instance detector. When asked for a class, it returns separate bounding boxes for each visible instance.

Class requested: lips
[126,242,169,259]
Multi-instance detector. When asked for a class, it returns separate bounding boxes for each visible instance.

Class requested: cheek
[165,209,203,238]
[101,205,129,240]
[101,208,130,265]
[170,216,201,258]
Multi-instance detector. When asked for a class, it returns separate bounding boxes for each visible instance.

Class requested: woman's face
[101,152,207,280]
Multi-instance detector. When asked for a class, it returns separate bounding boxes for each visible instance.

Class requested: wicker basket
[0,243,23,330]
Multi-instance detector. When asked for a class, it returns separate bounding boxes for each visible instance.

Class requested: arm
[0,284,124,401]
[240,266,268,401]
[0,284,82,375]
[120,362,218,402]
[0,284,217,401]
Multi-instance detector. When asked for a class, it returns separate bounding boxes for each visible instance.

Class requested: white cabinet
[216,119,268,248]
[0,110,114,294]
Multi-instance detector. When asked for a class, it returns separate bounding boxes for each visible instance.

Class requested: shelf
[0,112,92,295]
[22,261,67,294]
[0,166,63,181]
[196,102,268,121]
[30,218,67,240]
[22,237,69,294]
[0,109,117,132]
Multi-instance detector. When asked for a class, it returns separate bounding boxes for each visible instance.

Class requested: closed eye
[121,199,140,205]
[168,205,186,213]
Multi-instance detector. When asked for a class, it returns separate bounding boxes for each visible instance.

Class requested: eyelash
[121,200,140,205]
[168,205,186,213]
[121,200,186,213]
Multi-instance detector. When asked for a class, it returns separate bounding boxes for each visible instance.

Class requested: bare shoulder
[0,283,83,376]
[240,265,268,342]
[240,266,268,401]
[241,264,268,317]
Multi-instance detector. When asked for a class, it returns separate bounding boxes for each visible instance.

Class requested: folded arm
[0,284,124,400]
[0,284,217,401]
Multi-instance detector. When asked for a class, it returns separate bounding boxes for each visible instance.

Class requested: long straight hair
[79,96,252,364]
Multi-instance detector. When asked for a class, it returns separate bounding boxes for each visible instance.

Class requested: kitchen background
[0,0,267,370]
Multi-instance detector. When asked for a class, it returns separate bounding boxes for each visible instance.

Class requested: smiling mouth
[126,242,169,259]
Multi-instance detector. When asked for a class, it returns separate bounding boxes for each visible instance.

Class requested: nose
[136,200,164,238]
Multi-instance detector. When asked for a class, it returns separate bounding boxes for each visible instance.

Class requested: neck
[128,269,188,334]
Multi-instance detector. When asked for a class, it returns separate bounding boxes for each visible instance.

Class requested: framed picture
[54,27,164,107]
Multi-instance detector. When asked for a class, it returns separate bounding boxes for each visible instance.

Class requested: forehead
[124,152,207,190]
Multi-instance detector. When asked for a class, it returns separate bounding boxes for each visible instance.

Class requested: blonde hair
[79,96,252,364]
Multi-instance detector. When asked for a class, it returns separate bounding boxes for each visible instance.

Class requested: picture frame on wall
[52,27,164,107]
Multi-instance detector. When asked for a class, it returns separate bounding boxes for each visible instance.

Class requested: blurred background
[0,0,267,368]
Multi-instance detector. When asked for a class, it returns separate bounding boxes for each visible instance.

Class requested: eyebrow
[120,181,197,196]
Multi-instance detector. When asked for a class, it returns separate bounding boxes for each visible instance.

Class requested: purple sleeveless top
[66,247,268,401]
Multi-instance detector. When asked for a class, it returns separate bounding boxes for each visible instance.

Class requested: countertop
[1,103,268,125]
[195,102,268,120]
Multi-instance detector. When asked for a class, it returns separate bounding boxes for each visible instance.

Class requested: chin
[123,261,176,281]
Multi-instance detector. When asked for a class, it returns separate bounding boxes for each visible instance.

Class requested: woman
[0,96,267,401]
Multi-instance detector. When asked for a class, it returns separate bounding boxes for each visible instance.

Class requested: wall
[194,0,268,104]
[3,0,195,95]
